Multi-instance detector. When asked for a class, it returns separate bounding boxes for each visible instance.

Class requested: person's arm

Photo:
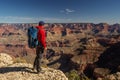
[40,30,47,58]
[40,30,46,48]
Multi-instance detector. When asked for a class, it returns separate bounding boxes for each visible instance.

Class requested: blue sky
[0,0,120,24]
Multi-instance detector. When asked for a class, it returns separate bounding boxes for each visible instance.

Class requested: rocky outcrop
[97,72,120,80]
[0,63,68,80]
[0,26,20,37]
[70,37,104,75]
[0,53,68,80]
[51,24,63,35]
[93,68,110,78]
[95,42,120,73]
[0,53,13,67]
[84,42,120,79]
[66,28,72,35]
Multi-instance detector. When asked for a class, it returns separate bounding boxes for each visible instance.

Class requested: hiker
[33,21,47,73]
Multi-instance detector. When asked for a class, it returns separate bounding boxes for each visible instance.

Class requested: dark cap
[39,21,45,26]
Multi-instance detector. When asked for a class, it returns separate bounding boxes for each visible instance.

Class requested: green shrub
[79,74,90,80]
[65,69,80,80]
[65,69,90,80]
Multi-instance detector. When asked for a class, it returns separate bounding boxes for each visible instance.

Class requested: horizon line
[0,22,120,25]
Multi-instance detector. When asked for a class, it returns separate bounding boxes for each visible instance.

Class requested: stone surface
[0,53,13,67]
[0,53,68,80]
[93,68,110,78]
[0,63,68,80]
[101,72,120,80]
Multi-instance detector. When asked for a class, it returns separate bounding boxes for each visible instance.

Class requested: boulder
[0,53,13,67]
[101,72,120,80]
[93,68,110,78]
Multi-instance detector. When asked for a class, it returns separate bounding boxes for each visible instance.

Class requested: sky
[0,0,120,24]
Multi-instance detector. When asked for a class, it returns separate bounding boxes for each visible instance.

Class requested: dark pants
[33,45,44,72]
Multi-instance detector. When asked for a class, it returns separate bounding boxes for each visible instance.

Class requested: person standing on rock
[33,21,47,73]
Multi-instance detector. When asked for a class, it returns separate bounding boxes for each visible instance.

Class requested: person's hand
[44,47,47,50]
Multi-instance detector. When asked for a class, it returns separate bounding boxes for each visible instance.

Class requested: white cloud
[65,9,75,13]
[0,16,72,23]
[0,16,35,23]
[60,8,75,14]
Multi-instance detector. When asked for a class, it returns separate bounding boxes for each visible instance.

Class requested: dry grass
[14,57,27,63]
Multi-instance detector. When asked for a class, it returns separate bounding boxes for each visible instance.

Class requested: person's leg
[36,46,44,73]
[33,47,39,70]
[33,56,37,70]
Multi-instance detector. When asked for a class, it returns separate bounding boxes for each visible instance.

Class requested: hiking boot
[37,68,42,74]
[32,68,36,71]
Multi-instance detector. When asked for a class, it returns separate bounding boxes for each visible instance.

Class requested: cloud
[0,16,72,23]
[65,9,75,13]
[60,8,75,14]
[35,17,72,23]
[0,16,35,23]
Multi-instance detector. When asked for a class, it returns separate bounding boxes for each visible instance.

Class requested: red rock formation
[86,23,92,30]
[51,24,63,35]
[66,28,72,35]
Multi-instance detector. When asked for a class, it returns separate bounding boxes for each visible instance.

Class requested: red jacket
[36,26,46,48]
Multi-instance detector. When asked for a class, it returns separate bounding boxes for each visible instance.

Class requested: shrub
[65,69,90,80]
[79,74,90,80]
[65,69,80,80]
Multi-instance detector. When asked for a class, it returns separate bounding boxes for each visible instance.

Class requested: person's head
[39,21,45,26]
